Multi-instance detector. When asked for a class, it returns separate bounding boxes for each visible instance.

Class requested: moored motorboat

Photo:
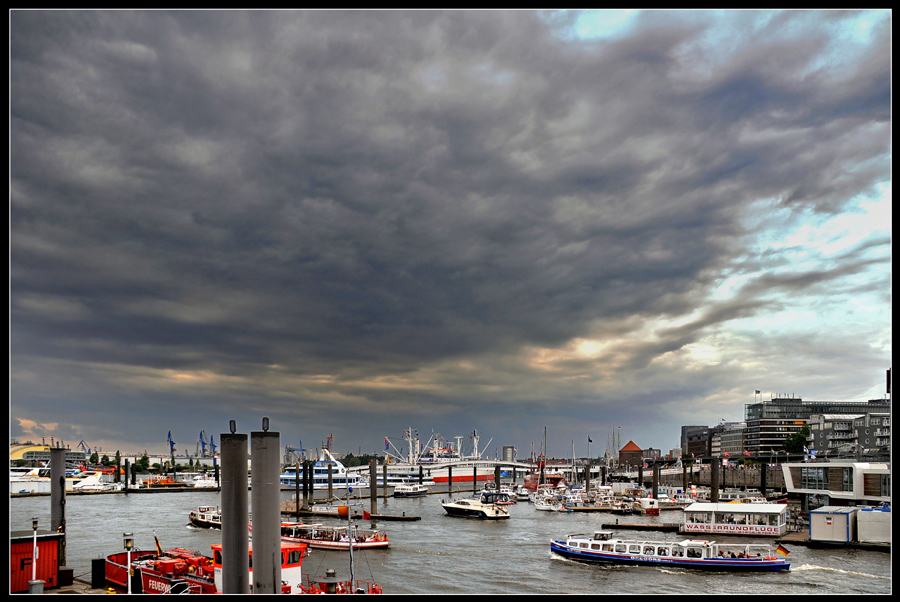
[515,486,531,502]
[191,474,219,488]
[393,483,430,498]
[441,492,511,519]
[550,531,790,572]
[481,483,517,504]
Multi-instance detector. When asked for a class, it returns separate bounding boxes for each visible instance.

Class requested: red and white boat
[272,522,390,551]
[105,539,308,594]
[521,456,567,491]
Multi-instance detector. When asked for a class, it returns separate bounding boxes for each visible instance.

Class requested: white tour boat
[272,522,390,551]
[279,447,368,491]
[683,502,789,536]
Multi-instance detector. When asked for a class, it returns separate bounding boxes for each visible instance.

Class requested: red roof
[620,440,642,452]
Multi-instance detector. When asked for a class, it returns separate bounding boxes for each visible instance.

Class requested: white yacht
[442,491,511,519]
[279,447,368,491]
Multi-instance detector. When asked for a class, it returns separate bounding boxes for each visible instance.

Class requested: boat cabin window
[642,546,655,555]
[686,546,704,558]
[615,544,627,553]
[286,550,304,565]
[671,546,685,557]
[601,544,613,552]
[590,544,601,550]
[687,512,711,524]
[657,546,670,556]
[628,545,641,554]
[592,532,612,541]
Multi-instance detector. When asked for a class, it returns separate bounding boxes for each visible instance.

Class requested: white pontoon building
[683,502,788,537]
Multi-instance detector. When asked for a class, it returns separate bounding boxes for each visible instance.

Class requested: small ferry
[441,492,511,519]
[393,483,430,498]
[272,522,390,551]
[188,505,222,529]
[550,531,790,572]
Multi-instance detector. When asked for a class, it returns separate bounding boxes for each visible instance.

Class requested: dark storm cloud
[10,10,891,452]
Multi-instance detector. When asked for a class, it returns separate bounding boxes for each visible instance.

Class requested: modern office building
[781,461,891,510]
[743,396,890,455]
[807,413,891,459]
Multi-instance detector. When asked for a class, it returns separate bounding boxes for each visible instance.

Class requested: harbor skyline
[11,10,891,458]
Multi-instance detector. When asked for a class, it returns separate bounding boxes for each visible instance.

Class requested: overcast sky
[11,10,891,460]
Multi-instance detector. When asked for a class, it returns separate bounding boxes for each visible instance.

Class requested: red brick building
[619,440,643,468]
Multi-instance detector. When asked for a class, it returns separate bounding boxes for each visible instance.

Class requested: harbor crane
[284,443,305,465]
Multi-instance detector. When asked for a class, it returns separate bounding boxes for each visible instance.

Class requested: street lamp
[123,533,134,594]
[31,517,39,582]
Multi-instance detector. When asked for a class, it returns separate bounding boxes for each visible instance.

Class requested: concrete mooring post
[710,461,720,503]
[50,446,66,567]
[250,419,281,595]
[221,424,249,594]
[327,463,333,501]
[369,461,377,516]
[652,464,660,500]
[295,462,301,520]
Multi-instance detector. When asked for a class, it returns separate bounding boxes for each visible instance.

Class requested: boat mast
[572,439,576,487]
[346,489,354,589]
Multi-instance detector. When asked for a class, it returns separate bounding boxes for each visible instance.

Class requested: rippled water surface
[11,490,891,594]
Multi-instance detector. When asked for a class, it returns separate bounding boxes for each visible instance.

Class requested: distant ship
[280,447,369,491]
[349,428,499,485]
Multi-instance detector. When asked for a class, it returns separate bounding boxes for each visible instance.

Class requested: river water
[10,489,891,594]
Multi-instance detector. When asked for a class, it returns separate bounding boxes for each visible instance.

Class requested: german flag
[775,544,790,556]
[154,530,162,555]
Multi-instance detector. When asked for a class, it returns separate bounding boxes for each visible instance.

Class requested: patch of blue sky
[708,184,891,344]
[541,9,643,41]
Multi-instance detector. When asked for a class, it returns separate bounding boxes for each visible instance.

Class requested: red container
[9,531,64,593]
